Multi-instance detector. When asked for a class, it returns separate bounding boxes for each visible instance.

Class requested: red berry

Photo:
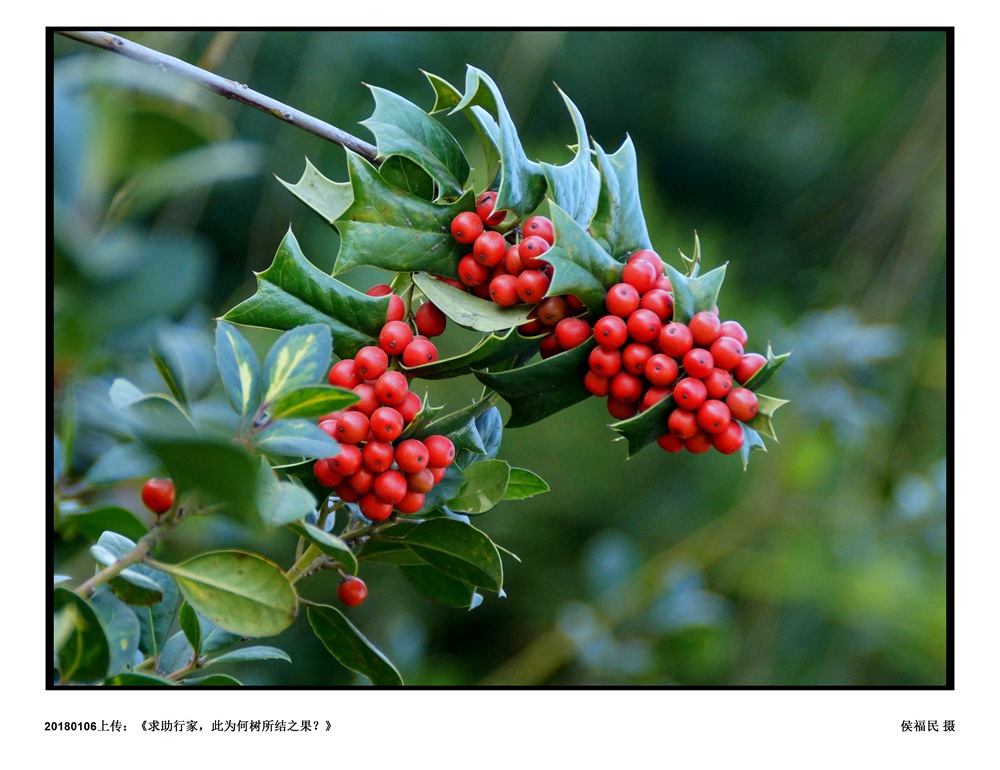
[395,489,426,515]
[682,348,715,379]
[402,336,439,367]
[360,492,394,521]
[606,397,638,420]
[451,211,484,244]
[735,353,767,385]
[347,466,376,495]
[621,343,654,375]
[334,411,370,444]
[328,359,363,389]
[639,288,674,322]
[626,308,662,344]
[351,382,379,416]
[406,467,436,494]
[329,444,363,476]
[366,284,393,297]
[640,386,674,411]
[622,258,658,294]
[689,311,721,347]
[539,332,561,359]
[313,459,342,488]
[515,269,550,304]
[395,439,430,474]
[362,441,395,473]
[458,254,490,287]
[659,322,694,358]
[504,243,526,276]
[370,406,405,442]
[535,296,569,327]
[628,249,665,276]
[141,477,175,514]
[610,371,644,404]
[414,302,447,337]
[522,215,555,244]
[668,407,699,439]
[374,371,409,406]
[709,336,744,372]
[657,433,685,453]
[476,191,506,226]
[489,274,520,307]
[644,353,679,387]
[554,317,591,350]
[711,420,745,454]
[726,387,759,422]
[685,430,714,454]
[673,377,708,410]
[338,576,368,607]
[605,283,641,318]
[519,235,551,269]
[718,320,749,346]
[386,294,406,323]
[589,346,622,377]
[373,469,408,505]
[584,370,612,397]
[354,345,389,380]
[424,435,455,468]
[472,230,508,268]
[696,399,732,434]
[594,315,629,349]
[398,391,423,424]
[379,321,414,356]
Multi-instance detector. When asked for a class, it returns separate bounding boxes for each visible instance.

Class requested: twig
[57,31,380,163]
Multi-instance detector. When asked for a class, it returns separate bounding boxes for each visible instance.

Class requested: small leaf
[739,422,769,469]
[286,521,359,575]
[333,152,472,276]
[362,84,470,199]
[268,385,358,421]
[256,462,319,527]
[590,136,653,258]
[277,158,354,224]
[91,588,141,677]
[53,587,110,684]
[425,70,501,188]
[665,260,728,325]
[206,645,292,665]
[448,459,511,515]
[608,393,675,459]
[133,567,180,660]
[543,201,622,314]
[150,325,217,405]
[745,393,790,441]
[215,320,261,420]
[540,86,600,226]
[158,550,299,638]
[262,323,332,404]
[254,419,340,462]
[744,344,792,393]
[412,272,534,333]
[504,467,550,500]
[179,601,202,660]
[400,565,478,608]
[90,532,165,606]
[396,518,503,592]
[307,603,403,686]
[223,228,390,360]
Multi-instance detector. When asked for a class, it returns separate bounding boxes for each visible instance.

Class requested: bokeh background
[51,29,949,687]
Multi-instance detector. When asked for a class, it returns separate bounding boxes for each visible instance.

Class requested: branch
[57,31,380,163]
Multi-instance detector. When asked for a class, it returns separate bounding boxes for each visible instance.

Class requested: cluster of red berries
[315,347,456,522]
[448,193,592,357]
[360,283,446,368]
[582,249,766,455]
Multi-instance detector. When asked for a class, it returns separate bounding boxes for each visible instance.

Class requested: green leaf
[53,587,110,684]
[400,565,478,608]
[179,601,202,660]
[255,419,340,462]
[400,325,539,380]
[80,442,159,487]
[395,518,503,592]
[133,565,180,660]
[378,155,435,200]
[91,588,141,677]
[215,320,261,420]
[286,521,359,575]
[139,434,258,516]
[543,201,623,314]
[332,152,472,276]
[106,673,175,686]
[448,459,511,514]
[361,84,469,199]
[268,385,358,421]
[256,461,318,527]
[157,550,299,638]
[425,71,501,189]
[504,467,550,500]
[608,392,675,459]
[590,136,653,258]
[665,261,727,325]
[540,86,600,226]
[474,340,596,428]
[277,158,354,224]
[744,393,790,442]
[222,228,389,360]
[122,391,197,440]
[90,532,165,606]
[206,645,292,665]
[150,325,216,406]
[262,323,332,404]
[59,505,148,543]
[185,674,243,686]
[307,603,403,686]
[411,272,533,333]
[739,422,769,469]
[451,66,547,216]
[744,344,793,393]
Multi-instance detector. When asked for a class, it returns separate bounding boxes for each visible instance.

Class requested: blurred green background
[51,29,949,686]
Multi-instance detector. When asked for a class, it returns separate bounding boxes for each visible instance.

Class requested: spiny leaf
[411,272,533,333]
[540,86,600,226]
[277,158,353,224]
[665,260,728,325]
[543,201,622,315]
[590,136,653,259]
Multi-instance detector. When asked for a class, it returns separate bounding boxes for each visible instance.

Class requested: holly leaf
[474,340,596,428]
[739,422,769,469]
[590,136,653,258]
[400,325,539,381]
[543,201,623,315]
[361,84,469,199]
[608,392,676,459]
[665,261,728,325]
[222,228,389,360]
[744,392,790,441]
[378,155,435,200]
[411,271,533,333]
[540,86,600,226]
[261,324,332,405]
[744,343,792,393]
[215,320,261,420]
[332,151,472,276]
[450,66,546,217]
[277,158,354,224]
